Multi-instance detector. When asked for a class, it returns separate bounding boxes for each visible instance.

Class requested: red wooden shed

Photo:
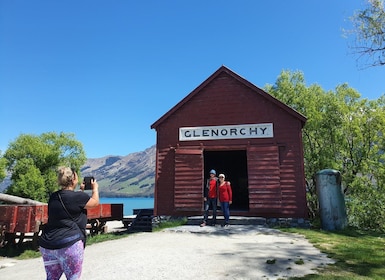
[151,66,308,219]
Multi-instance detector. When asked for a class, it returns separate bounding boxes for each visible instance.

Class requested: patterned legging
[40,240,84,280]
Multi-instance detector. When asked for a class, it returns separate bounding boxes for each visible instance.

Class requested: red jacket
[219,181,232,202]
[204,177,218,198]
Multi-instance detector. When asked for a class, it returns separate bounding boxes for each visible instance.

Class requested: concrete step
[187,216,311,228]
[187,215,267,226]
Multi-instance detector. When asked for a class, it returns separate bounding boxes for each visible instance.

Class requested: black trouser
[203,197,217,224]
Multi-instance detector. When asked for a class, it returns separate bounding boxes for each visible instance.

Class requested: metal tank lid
[316,169,340,175]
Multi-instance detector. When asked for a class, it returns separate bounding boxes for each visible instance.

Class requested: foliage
[265,71,385,231]
[0,152,6,182]
[284,227,385,279]
[347,0,385,68]
[347,176,385,232]
[1,132,86,202]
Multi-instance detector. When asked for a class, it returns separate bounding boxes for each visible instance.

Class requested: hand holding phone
[84,176,95,190]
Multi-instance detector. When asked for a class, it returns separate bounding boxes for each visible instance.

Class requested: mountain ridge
[81,145,156,197]
[0,145,156,197]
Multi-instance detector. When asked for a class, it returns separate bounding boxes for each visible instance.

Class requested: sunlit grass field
[283,227,385,279]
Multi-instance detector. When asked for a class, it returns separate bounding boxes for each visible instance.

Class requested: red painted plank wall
[153,68,307,218]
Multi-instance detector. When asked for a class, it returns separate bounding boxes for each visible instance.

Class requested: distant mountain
[0,145,156,198]
[81,145,156,198]
[0,176,11,193]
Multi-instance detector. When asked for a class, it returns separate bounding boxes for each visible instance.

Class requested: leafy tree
[347,0,385,68]
[265,70,385,231]
[2,132,86,202]
[0,151,6,182]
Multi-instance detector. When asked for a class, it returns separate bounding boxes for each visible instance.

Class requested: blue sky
[1,1,384,158]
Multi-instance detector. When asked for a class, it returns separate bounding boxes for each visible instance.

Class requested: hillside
[81,145,156,197]
[0,145,156,197]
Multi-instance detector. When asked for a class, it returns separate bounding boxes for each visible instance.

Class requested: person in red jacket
[200,169,219,227]
[218,173,232,227]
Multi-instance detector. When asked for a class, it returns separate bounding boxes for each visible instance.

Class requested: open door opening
[204,150,249,211]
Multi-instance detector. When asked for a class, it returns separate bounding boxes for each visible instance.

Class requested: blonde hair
[57,166,74,187]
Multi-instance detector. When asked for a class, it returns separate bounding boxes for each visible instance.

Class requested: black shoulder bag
[58,192,87,247]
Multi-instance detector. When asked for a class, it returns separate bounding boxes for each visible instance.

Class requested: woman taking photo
[39,166,99,280]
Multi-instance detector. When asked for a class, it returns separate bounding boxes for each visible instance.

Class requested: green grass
[153,217,187,232]
[85,231,131,246]
[283,227,385,279]
[97,177,154,196]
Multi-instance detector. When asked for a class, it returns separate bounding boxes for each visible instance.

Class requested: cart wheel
[89,219,101,236]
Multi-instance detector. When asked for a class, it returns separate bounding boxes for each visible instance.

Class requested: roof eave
[151,65,307,129]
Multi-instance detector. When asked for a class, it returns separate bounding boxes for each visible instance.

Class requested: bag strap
[58,192,86,242]
[58,192,75,221]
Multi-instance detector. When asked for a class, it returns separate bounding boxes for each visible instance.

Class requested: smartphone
[84,176,95,190]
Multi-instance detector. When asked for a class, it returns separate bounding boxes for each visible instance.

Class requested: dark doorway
[204,150,249,211]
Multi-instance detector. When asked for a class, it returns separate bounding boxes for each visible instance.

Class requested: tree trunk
[0,193,46,205]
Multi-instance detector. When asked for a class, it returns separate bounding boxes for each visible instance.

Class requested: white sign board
[179,123,274,141]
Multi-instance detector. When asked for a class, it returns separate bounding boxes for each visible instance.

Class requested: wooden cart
[86,203,123,235]
[0,203,123,248]
[0,204,48,248]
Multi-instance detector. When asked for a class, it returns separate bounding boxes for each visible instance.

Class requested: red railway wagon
[0,204,47,247]
[86,203,123,235]
[0,203,123,247]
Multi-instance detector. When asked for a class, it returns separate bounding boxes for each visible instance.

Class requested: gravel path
[0,222,334,280]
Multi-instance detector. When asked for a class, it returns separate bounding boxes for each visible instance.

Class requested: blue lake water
[99,197,154,216]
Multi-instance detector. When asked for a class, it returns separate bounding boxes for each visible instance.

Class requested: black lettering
[260,127,267,135]
[240,128,246,135]
[230,128,237,135]
[211,129,219,136]
[193,130,201,137]
[221,129,228,136]
[184,130,191,137]
[202,129,209,137]
[249,127,258,135]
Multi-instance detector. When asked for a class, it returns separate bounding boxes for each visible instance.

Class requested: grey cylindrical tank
[315,169,347,230]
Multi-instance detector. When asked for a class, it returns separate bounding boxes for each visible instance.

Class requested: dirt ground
[0,221,334,280]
